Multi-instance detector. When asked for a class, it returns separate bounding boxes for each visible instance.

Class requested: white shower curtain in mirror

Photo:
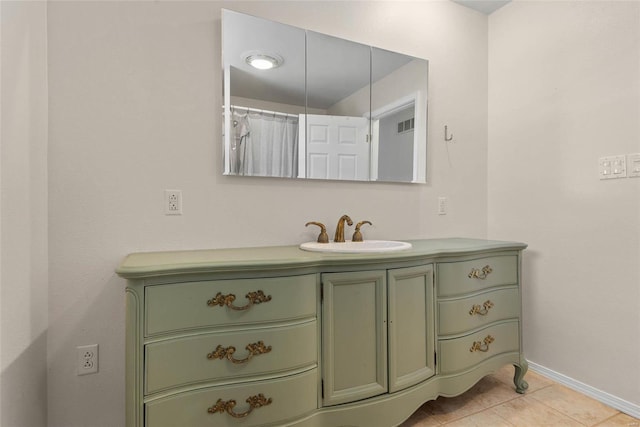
[232,110,298,178]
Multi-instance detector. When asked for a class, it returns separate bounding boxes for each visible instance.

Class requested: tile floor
[399,366,640,427]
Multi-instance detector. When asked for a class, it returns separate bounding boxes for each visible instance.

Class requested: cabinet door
[322,270,387,406]
[388,264,435,392]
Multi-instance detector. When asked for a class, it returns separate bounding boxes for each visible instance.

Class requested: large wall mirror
[222,10,429,183]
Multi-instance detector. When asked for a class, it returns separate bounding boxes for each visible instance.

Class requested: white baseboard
[528,361,640,419]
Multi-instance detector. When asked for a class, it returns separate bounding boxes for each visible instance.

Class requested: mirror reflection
[222,10,429,183]
[371,47,429,183]
[303,31,371,181]
[222,10,304,178]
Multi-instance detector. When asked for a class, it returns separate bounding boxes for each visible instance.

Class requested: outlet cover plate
[164,190,182,215]
[77,344,99,375]
[627,153,640,178]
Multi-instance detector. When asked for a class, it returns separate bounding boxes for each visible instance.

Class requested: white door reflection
[299,115,369,181]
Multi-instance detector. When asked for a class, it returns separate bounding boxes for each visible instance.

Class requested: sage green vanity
[116,238,528,427]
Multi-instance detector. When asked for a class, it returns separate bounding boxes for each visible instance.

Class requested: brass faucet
[305,221,329,243]
[333,215,353,243]
[352,221,372,242]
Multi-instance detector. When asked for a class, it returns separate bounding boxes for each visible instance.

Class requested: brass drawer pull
[470,335,495,352]
[208,393,273,418]
[469,300,494,316]
[207,341,272,364]
[468,265,493,280]
[206,290,272,311]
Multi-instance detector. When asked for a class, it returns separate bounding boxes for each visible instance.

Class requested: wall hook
[444,125,453,142]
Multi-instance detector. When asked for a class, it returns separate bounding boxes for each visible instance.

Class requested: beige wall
[488,0,640,408]
[5,1,640,426]
[44,1,488,426]
[0,1,49,426]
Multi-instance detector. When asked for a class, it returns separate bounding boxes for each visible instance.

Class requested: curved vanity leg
[513,356,529,394]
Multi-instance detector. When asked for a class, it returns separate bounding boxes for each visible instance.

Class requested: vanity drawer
[437,255,518,297]
[145,274,316,336]
[438,321,519,374]
[145,368,318,427]
[145,320,317,394]
[438,287,520,336]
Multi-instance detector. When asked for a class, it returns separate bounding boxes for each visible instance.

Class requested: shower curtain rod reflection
[228,105,299,119]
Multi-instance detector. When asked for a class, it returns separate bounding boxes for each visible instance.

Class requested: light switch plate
[438,197,448,215]
[627,153,640,178]
[599,155,626,179]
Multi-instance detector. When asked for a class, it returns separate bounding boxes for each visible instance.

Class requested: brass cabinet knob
[207,341,272,364]
[206,291,272,311]
[470,335,495,352]
[468,265,493,279]
[207,394,273,418]
[469,300,494,316]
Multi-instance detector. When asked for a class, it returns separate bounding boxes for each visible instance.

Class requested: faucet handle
[352,221,372,242]
[305,222,329,243]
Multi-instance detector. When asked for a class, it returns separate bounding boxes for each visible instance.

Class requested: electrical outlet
[77,344,98,375]
[164,190,182,215]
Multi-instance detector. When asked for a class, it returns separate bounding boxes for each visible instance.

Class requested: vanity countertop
[116,238,527,279]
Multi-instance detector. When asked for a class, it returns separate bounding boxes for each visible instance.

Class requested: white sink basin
[299,240,412,254]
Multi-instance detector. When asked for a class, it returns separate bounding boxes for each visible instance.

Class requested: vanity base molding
[117,238,527,427]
